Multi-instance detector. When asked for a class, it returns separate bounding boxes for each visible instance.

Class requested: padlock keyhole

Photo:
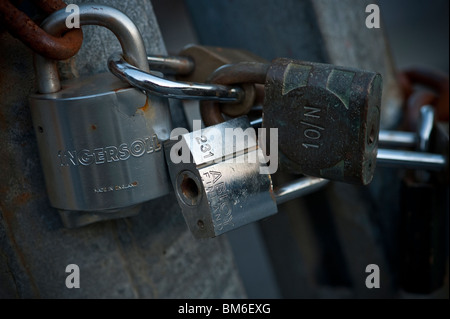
[180,174,200,205]
[368,125,376,146]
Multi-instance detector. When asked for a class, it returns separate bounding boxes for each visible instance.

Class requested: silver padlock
[164,117,276,238]
[164,116,329,238]
[29,5,172,228]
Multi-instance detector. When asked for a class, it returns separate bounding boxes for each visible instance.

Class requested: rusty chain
[0,0,83,60]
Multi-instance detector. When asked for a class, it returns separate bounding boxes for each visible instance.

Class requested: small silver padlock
[164,116,329,238]
[29,5,172,228]
[164,117,278,238]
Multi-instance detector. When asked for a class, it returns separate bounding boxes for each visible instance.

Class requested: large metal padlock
[263,58,382,185]
[29,5,172,228]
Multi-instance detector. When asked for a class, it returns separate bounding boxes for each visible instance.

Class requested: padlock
[164,116,328,238]
[263,58,382,185]
[29,5,172,228]
[164,117,277,238]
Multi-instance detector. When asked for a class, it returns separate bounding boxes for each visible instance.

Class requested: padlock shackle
[34,4,149,93]
[108,53,245,102]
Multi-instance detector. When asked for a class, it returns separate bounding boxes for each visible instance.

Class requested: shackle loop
[34,4,149,94]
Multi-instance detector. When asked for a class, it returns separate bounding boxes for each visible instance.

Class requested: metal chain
[0,0,83,60]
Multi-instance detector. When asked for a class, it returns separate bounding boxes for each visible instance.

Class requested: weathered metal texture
[0,0,83,60]
[0,0,245,298]
[263,58,382,185]
[185,0,402,298]
[200,62,269,127]
[29,0,68,14]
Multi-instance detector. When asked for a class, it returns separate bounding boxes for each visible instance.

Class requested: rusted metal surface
[0,0,83,60]
[31,0,66,14]
[200,62,269,127]
[263,58,382,185]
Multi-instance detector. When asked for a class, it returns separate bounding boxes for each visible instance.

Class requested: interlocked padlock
[29,5,172,228]
[116,47,383,185]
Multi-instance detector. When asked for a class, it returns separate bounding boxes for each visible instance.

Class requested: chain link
[0,0,83,60]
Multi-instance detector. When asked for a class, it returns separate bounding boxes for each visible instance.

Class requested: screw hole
[38,126,44,133]
[197,220,204,229]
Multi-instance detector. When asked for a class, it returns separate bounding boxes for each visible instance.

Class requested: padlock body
[263,58,382,185]
[29,73,172,226]
[164,117,277,238]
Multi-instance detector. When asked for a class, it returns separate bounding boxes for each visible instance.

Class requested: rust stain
[138,97,150,112]
[137,97,157,123]
[0,152,39,296]
[12,192,32,206]
[0,200,40,297]
[91,124,97,131]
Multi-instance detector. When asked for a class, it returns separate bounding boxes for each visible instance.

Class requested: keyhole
[179,174,200,206]
[368,124,376,146]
